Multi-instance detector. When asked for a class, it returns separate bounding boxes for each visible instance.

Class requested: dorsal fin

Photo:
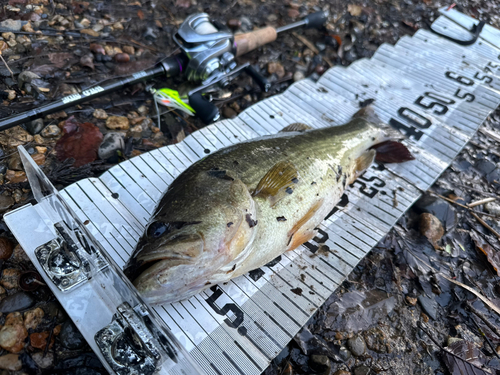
[253,161,298,205]
[280,123,313,132]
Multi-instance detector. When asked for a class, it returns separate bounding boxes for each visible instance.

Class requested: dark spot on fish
[204,149,210,154]
[311,181,316,185]
[205,281,211,285]
[300,274,306,282]
[372,137,376,141]
[227,222,233,227]
[207,169,234,181]
[342,174,347,188]
[357,207,361,211]
[270,115,275,119]
[277,216,287,222]
[233,160,239,165]
[287,235,293,246]
[285,187,293,194]
[380,190,387,195]
[265,255,282,267]
[83,220,90,225]
[309,291,315,295]
[359,98,375,108]
[398,186,404,191]
[317,87,328,93]
[292,177,299,184]
[226,264,237,273]
[111,193,119,199]
[291,287,303,296]
[245,213,258,228]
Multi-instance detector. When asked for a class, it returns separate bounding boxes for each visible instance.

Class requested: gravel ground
[0,0,500,374]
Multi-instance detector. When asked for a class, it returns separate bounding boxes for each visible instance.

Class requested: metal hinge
[35,222,108,292]
[95,302,177,375]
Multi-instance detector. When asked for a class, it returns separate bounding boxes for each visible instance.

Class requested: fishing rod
[0,11,328,128]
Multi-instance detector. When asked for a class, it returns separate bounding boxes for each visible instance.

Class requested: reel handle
[234,27,277,56]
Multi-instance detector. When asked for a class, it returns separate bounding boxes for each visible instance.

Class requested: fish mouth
[124,256,190,286]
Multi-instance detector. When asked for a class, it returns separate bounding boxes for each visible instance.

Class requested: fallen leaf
[470,232,500,275]
[55,116,103,167]
[80,54,94,70]
[48,52,74,68]
[444,340,491,375]
[347,4,363,17]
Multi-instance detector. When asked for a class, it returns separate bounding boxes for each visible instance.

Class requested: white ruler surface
[6,11,500,375]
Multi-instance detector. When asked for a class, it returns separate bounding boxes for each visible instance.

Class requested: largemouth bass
[124,108,413,305]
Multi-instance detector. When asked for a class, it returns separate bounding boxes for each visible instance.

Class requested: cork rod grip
[234,27,278,56]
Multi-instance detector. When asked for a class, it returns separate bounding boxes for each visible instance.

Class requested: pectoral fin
[354,150,376,176]
[253,161,299,205]
[280,123,313,132]
[287,199,323,251]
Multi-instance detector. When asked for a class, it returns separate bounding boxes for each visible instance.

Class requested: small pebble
[5,170,27,184]
[40,125,61,138]
[0,312,28,353]
[122,45,135,55]
[26,118,44,135]
[31,352,54,369]
[30,331,53,350]
[0,353,22,371]
[98,132,125,161]
[60,320,85,350]
[223,106,237,119]
[24,307,44,330]
[406,295,417,306]
[0,292,35,313]
[35,146,47,154]
[309,354,331,374]
[106,116,130,130]
[347,335,366,357]
[268,62,285,79]
[93,108,108,119]
[293,71,305,82]
[0,237,13,259]
[114,53,130,63]
[1,268,20,289]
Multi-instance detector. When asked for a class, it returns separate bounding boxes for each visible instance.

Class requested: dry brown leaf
[137,9,144,20]
[470,232,500,275]
[48,52,74,68]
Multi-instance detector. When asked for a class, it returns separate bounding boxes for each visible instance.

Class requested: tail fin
[370,141,415,163]
[352,106,404,141]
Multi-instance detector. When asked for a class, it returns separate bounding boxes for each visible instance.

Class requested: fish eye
[147,221,169,238]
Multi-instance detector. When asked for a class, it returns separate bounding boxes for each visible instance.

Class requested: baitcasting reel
[173,13,236,83]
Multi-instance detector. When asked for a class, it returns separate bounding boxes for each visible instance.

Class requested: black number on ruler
[398,107,431,129]
[205,285,247,336]
[454,88,475,102]
[445,71,474,86]
[414,92,455,115]
[490,61,500,69]
[474,71,493,84]
[304,228,329,254]
[388,118,423,141]
[350,180,378,198]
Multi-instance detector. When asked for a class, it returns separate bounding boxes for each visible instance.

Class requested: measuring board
[5,8,500,375]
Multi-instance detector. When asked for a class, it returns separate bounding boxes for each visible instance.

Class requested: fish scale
[5,9,500,375]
